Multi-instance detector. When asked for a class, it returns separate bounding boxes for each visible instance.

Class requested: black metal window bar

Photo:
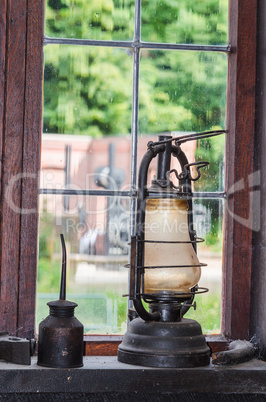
[40,0,229,239]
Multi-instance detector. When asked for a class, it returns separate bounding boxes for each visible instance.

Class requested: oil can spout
[60,233,67,300]
[37,233,84,368]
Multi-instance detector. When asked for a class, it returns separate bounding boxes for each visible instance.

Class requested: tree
[43,0,228,137]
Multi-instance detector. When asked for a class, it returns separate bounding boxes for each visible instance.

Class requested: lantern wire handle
[147,129,226,150]
[60,233,67,301]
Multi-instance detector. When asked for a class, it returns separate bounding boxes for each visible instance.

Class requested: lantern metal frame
[118,130,225,368]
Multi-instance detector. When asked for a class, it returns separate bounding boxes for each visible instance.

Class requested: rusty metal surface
[37,315,83,368]
[212,340,255,365]
[129,236,136,299]
[37,235,84,368]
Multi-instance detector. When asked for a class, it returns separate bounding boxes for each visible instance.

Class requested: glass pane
[43,45,133,137]
[139,50,227,135]
[141,0,228,45]
[41,135,132,191]
[45,0,135,41]
[42,44,133,188]
[186,198,224,334]
[138,131,225,194]
[194,132,225,192]
[37,195,130,334]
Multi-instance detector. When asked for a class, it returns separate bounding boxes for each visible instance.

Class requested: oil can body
[38,315,83,368]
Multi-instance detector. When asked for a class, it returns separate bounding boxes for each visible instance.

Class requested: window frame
[0,0,257,352]
[0,0,43,340]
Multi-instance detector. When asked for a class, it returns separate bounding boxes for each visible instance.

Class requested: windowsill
[0,356,265,395]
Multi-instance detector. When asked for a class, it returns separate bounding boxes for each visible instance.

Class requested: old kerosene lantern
[118,130,224,368]
[38,234,84,368]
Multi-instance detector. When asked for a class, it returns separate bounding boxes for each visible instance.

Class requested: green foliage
[37,211,61,293]
[43,0,228,136]
[45,0,135,40]
[186,291,221,334]
[141,0,228,45]
[43,45,133,136]
[37,258,61,293]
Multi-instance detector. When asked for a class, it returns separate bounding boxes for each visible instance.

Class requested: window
[38,0,228,336]
[0,0,257,352]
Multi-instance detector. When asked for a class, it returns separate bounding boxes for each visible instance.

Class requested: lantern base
[118,317,210,368]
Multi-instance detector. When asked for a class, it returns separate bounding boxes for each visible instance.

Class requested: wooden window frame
[0,0,257,354]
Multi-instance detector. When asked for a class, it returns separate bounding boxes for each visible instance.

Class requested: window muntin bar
[39,189,133,197]
[43,36,230,53]
[134,0,141,43]
[130,46,140,237]
[39,189,226,199]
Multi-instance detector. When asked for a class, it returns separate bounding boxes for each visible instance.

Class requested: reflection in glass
[139,50,227,135]
[45,0,135,41]
[43,45,133,137]
[37,195,130,334]
[141,0,228,45]
[186,198,224,334]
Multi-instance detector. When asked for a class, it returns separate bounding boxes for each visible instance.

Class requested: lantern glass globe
[144,198,201,295]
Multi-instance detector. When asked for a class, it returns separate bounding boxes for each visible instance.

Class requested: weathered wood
[84,335,123,356]
[0,0,27,334]
[206,335,230,354]
[17,0,44,339]
[0,0,7,187]
[0,0,43,337]
[223,0,257,339]
[250,0,266,359]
